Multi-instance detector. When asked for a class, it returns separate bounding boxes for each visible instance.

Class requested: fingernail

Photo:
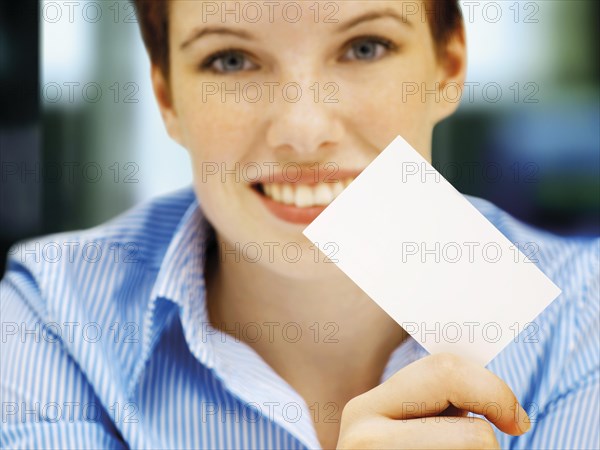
[516,404,531,433]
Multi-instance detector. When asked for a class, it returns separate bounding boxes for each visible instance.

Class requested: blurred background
[1,0,599,274]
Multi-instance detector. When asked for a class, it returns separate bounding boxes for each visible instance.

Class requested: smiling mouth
[251,178,355,208]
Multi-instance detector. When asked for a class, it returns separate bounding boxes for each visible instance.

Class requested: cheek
[170,70,262,159]
[339,70,434,154]
[178,107,264,213]
[180,103,257,154]
[179,103,266,229]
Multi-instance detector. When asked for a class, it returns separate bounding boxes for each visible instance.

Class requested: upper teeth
[263,178,354,207]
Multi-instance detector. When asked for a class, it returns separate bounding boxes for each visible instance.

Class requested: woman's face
[154,0,465,280]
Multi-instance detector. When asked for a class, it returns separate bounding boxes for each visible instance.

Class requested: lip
[250,168,364,225]
[251,168,364,186]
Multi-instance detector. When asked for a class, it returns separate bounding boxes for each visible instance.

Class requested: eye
[200,49,258,74]
[341,36,397,62]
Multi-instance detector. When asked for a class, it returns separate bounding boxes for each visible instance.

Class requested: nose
[265,79,344,156]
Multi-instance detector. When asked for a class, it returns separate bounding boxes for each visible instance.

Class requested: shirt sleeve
[0,267,127,450]
[518,373,599,450]
[510,243,600,450]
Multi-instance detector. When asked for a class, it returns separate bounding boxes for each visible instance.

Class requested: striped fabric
[1,185,598,449]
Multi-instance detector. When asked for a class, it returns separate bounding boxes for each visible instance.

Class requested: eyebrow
[337,8,413,32]
[180,8,412,50]
[180,27,254,50]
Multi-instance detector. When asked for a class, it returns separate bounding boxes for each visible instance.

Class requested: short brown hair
[133,1,463,83]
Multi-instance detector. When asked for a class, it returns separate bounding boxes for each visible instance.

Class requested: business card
[302,135,562,366]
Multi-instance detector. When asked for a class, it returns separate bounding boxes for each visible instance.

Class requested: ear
[151,65,185,147]
[431,24,467,124]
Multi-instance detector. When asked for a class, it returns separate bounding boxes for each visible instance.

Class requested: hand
[337,352,531,449]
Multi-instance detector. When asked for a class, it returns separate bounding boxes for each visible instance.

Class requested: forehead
[169,0,430,42]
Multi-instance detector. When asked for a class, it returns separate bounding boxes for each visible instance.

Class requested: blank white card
[302,135,562,366]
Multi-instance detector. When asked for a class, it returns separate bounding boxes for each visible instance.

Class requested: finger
[359,352,529,436]
[399,416,501,450]
[344,416,500,450]
[439,404,469,417]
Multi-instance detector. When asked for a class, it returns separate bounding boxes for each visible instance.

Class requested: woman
[1,1,598,449]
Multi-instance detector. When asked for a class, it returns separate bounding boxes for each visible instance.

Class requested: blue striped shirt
[1,186,598,449]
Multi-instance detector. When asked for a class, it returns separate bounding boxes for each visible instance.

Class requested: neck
[204,231,408,395]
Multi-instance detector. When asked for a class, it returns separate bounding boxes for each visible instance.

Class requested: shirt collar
[138,191,487,383]
[134,194,429,449]
[149,196,217,364]
[128,197,217,396]
[136,199,327,448]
